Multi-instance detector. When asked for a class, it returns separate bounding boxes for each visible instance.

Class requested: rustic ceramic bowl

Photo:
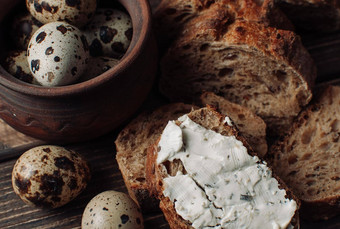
[0,0,157,143]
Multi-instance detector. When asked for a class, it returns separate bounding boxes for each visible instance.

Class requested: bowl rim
[0,0,152,97]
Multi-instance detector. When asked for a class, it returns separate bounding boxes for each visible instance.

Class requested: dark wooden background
[0,0,340,228]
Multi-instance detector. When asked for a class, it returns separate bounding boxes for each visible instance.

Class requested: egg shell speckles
[83,8,133,58]
[26,0,97,28]
[11,13,43,50]
[4,50,38,84]
[27,21,90,86]
[79,56,119,82]
[11,145,91,208]
[82,191,144,229]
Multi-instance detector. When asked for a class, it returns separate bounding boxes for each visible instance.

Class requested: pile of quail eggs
[3,0,133,86]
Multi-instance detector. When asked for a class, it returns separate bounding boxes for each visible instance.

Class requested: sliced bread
[146,106,300,229]
[115,103,197,212]
[277,0,340,32]
[200,92,268,157]
[159,2,316,136]
[268,85,340,220]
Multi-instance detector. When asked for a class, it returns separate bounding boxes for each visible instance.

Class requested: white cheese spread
[223,116,233,126]
[157,115,297,229]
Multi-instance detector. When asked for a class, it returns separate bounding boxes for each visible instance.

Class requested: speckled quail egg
[82,190,144,229]
[12,145,91,208]
[11,13,43,50]
[27,21,90,86]
[26,0,97,28]
[83,8,133,58]
[4,50,39,84]
[79,56,119,82]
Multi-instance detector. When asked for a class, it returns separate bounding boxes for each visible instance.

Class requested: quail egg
[27,21,89,86]
[12,145,91,208]
[11,13,43,50]
[79,56,119,82]
[82,190,144,229]
[26,0,97,28]
[4,50,38,84]
[83,8,132,58]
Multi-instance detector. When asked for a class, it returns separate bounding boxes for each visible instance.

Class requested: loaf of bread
[200,92,267,157]
[268,85,340,220]
[154,0,294,50]
[159,1,316,136]
[277,0,340,32]
[146,106,300,229]
[115,103,196,212]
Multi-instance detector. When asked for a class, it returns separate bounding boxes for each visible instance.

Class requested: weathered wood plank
[0,119,41,149]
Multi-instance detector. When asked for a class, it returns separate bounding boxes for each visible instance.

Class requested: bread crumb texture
[269,86,340,220]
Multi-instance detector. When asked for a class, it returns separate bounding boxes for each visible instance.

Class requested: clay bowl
[0,0,157,143]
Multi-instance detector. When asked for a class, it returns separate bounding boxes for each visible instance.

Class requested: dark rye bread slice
[146,106,300,229]
[116,100,270,212]
[200,92,268,157]
[277,0,340,32]
[268,85,340,220]
[159,3,316,136]
[115,103,196,212]
[153,0,294,50]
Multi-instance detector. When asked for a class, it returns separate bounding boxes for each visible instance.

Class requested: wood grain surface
[0,0,340,228]
[0,119,40,149]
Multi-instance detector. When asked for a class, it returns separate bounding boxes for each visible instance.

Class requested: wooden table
[1,0,340,228]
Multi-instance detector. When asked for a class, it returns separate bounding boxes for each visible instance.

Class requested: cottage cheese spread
[157,115,297,229]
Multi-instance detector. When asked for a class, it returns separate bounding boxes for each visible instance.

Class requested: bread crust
[146,106,300,228]
[154,0,294,30]
[115,103,197,212]
[153,0,294,51]
[162,5,315,94]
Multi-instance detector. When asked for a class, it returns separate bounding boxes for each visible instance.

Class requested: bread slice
[200,92,267,157]
[153,0,294,50]
[268,85,340,220]
[159,2,316,136]
[116,99,268,212]
[277,0,340,32]
[146,106,300,228]
[115,103,197,212]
